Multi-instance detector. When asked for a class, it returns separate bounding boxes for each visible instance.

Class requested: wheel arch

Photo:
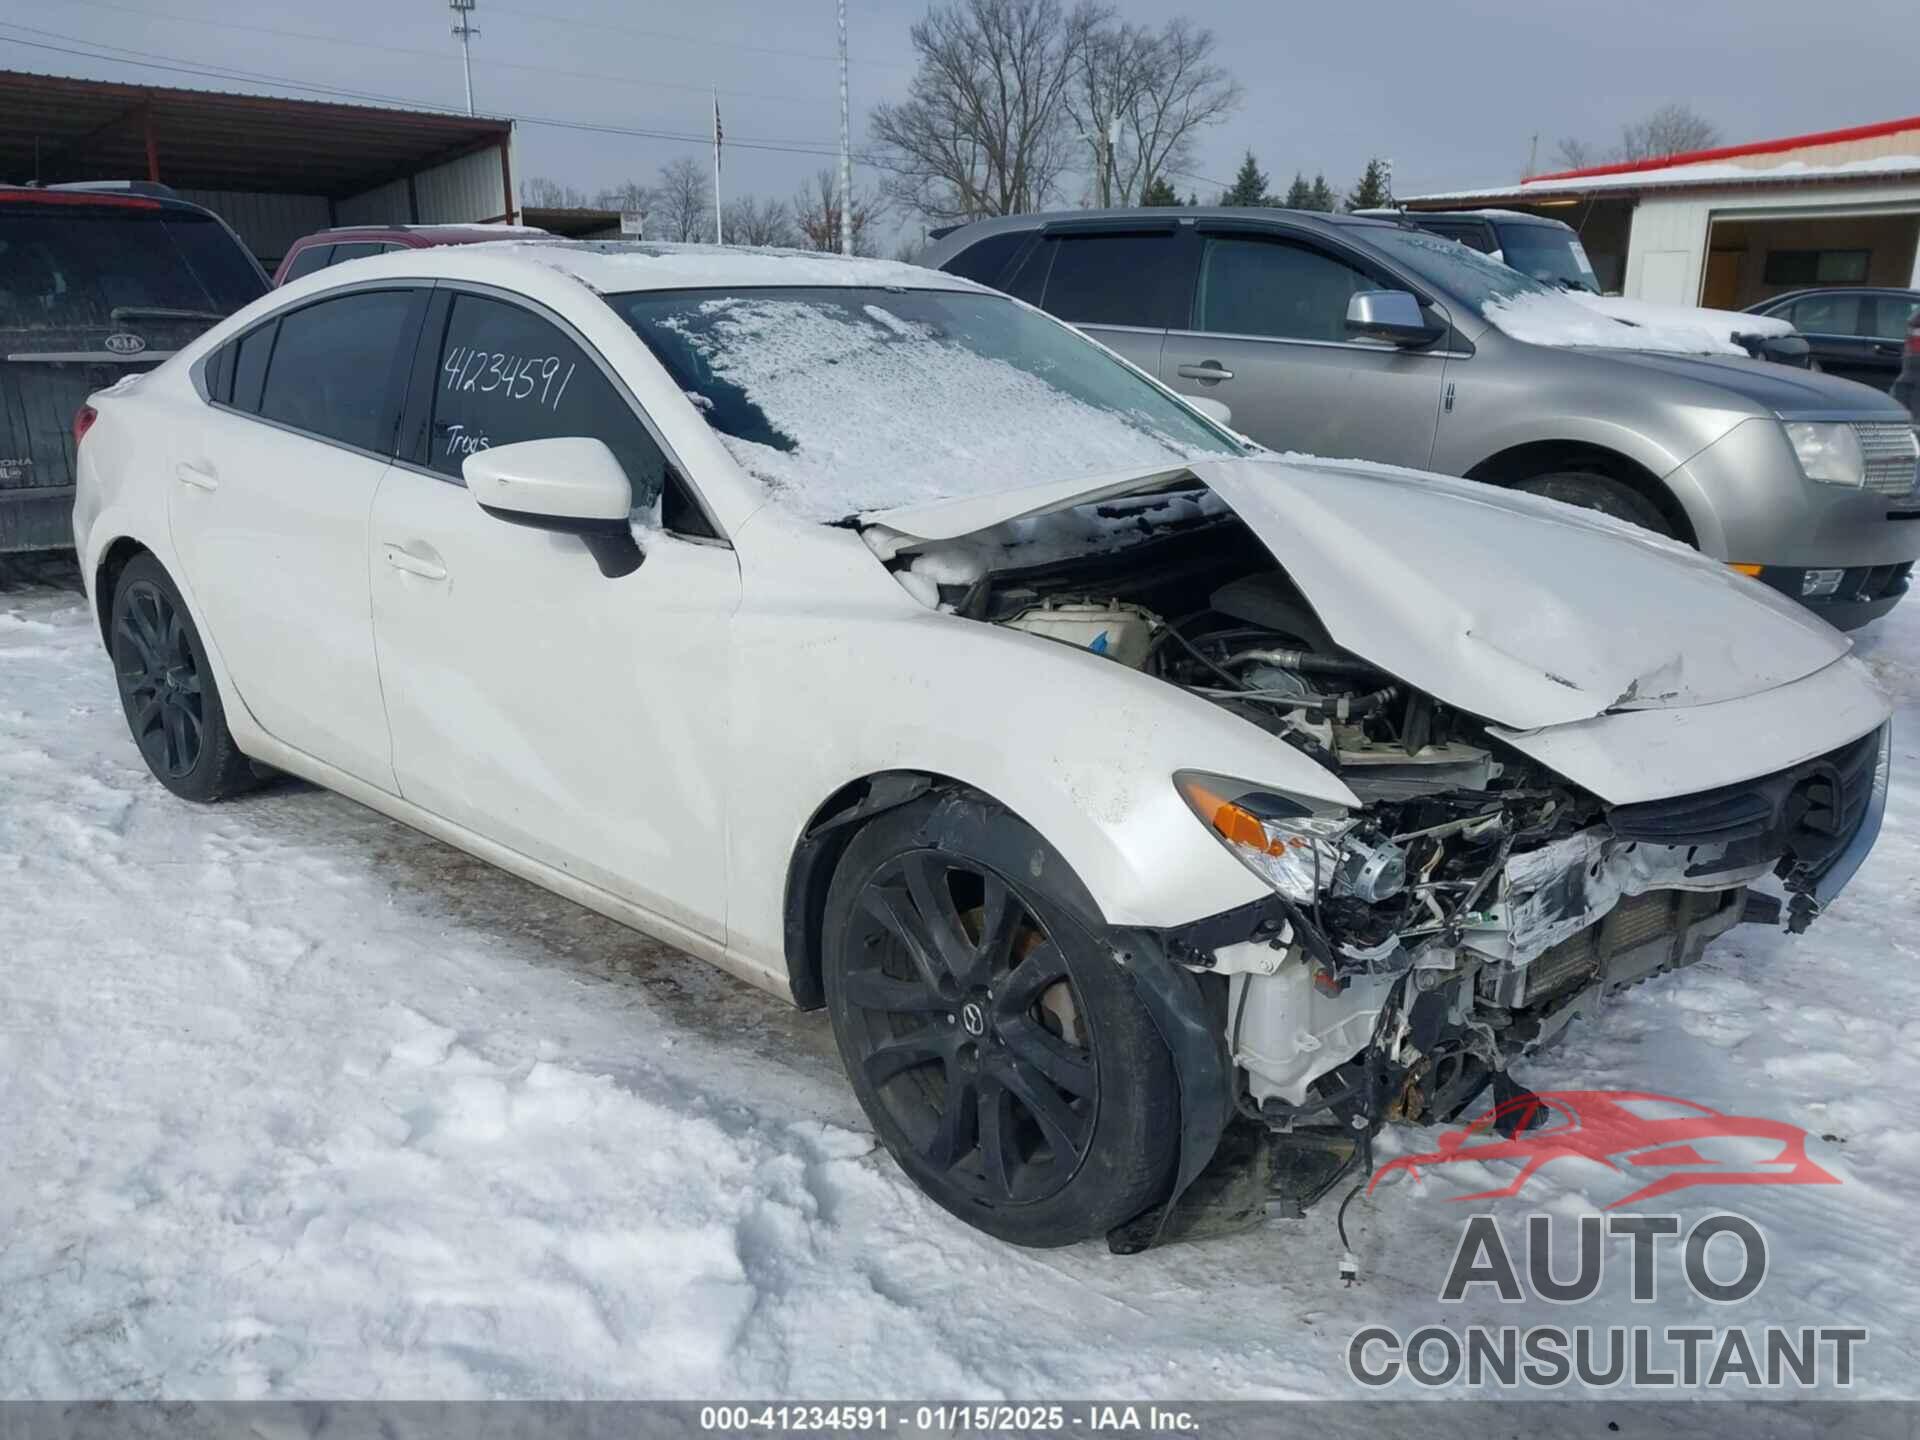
[93,535,153,650]
[1466,440,1699,547]
[782,770,1106,1011]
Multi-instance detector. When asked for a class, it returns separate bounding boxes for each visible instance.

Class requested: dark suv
[0,184,267,553]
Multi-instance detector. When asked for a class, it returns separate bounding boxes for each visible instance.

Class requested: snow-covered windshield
[612,286,1243,520]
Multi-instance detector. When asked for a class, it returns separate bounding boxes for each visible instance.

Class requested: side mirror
[1346,290,1445,348]
[464,437,643,578]
[1185,395,1233,428]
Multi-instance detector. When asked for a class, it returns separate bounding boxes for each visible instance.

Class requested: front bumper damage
[1104,721,1892,1252]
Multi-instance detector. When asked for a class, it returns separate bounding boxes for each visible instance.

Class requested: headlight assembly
[1784,421,1867,488]
[1174,772,1406,905]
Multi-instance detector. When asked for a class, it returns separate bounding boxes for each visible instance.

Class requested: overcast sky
[3,0,1914,242]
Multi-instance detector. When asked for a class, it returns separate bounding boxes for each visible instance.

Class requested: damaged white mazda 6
[74,242,1891,1251]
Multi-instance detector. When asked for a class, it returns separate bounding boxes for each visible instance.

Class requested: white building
[1408,115,1920,309]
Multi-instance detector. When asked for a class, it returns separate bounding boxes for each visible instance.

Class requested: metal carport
[0,69,518,267]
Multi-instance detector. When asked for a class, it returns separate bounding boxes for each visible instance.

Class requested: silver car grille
[1852,422,1919,497]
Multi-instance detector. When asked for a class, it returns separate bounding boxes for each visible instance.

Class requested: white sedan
[73,241,1891,1251]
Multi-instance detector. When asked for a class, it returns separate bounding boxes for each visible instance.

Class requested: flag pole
[712,90,724,245]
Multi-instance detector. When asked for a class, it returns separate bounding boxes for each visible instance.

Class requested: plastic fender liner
[1099,926,1236,1254]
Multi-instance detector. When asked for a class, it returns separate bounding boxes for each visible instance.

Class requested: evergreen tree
[1344,157,1391,211]
[1282,172,1313,209]
[1140,175,1181,207]
[1308,173,1336,211]
[1186,191,1200,207]
[1221,150,1272,207]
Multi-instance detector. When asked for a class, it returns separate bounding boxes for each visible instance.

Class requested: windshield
[1367,226,1558,310]
[1496,224,1600,293]
[0,205,267,331]
[612,285,1242,520]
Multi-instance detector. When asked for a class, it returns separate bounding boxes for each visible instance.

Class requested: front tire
[822,795,1176,1247]
[1514,470,1675,537]
[109,554,257,803]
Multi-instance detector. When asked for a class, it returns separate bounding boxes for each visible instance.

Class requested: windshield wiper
[109,305,227,324]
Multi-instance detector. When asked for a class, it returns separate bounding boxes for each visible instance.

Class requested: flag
[713,93,723,175]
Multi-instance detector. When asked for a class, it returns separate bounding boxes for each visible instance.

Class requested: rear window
[0,204,266,330]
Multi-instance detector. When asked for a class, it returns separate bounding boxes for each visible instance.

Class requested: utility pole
[450,0,478,116]
[1525,131,1539,178]
[837,0,853,255]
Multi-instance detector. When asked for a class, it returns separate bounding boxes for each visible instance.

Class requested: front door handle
[1176,361,1234,383]
[382,543,447,581]
[174,461,218,491]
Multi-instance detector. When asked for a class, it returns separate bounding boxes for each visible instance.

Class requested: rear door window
[255,288,422,453]
[327,242,387,266]
[1866,295,1920,340]
[1195,235,1375,342]
[420,292,672,514]
[1038,231,1192,329]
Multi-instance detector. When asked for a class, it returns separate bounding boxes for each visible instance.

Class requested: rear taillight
[1906,328,1920,356]
[73,405,98,447]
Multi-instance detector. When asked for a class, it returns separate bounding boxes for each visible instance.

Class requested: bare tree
[652,157,711,243]
[1549,136,1596,172]
[521,175,589,208]
[1618,103,1719,162]
[1064,18,1239,207]
[723,194,796,248]
[592,180,653,213]
[793,169,880,255]
[869,0,1103,223]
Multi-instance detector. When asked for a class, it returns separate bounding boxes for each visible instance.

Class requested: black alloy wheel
[822,796,1176,1247]
[840,849,1097,1206]
[109,553,257,802]
[115,578,205,779]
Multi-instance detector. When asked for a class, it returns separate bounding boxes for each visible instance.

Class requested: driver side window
[421,293,716,535]
[1196,236,1375,344]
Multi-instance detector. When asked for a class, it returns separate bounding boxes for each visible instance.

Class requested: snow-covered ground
[2,562,1917,1403]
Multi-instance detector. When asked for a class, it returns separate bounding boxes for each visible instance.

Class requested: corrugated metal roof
[0,69,510,197]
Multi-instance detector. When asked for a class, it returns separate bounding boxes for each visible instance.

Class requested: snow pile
[656,296,1222,520]
[1484,290,1749,355]
[3,576,1920,1399]
[1568,292,1797,344]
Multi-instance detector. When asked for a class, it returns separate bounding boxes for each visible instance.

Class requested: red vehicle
[1369,1090,1839,1208]
[272,222,542,286]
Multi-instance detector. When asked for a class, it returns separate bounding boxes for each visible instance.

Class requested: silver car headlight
[1174,772,1405,905]
[1784,421,1867,488]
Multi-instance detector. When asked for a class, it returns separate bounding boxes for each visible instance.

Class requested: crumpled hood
[862,455,1850,731]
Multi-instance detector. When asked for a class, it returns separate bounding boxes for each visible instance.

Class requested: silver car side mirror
[1346,290,1444,348]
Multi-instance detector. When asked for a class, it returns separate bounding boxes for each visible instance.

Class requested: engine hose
[1225,646,1383,677]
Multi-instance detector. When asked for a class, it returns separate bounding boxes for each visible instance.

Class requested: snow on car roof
[497,239,982,296]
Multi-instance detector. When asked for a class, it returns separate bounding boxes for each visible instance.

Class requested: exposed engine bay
[869,487,1884,1237]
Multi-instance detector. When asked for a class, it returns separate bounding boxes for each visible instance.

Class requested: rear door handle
[1176,361,1234,382]
[382,543,447,581]
[174,461,218,491]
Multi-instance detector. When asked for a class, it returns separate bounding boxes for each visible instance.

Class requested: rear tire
[821,795,1176,1247]
[109,554,257,803]
[1513,470,1675,538]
